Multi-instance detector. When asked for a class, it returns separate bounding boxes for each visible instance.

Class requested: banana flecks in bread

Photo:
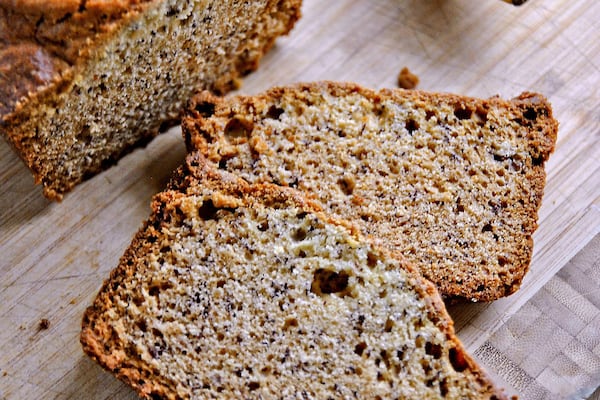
[0,0,301,200]
[183,82,558,301]
[81,157,507,399]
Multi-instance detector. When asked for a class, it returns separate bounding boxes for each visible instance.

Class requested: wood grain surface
[1,0,599,399]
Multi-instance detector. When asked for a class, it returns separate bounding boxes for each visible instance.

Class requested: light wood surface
[1,0,599,398]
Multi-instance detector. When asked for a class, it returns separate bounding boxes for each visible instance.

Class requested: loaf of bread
[81,153,507,399]
[0,0,301,200]
[183,82,558,301]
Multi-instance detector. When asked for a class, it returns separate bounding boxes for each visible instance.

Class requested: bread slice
[183,82,558,301]
[0,0,301,200]
[81,153,507,399]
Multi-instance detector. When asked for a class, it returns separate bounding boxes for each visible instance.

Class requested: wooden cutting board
[1,0,599,398]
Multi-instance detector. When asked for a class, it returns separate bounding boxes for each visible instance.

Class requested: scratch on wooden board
[1,271,104,289]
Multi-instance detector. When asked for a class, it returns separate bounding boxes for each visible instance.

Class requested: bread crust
[183,81,558,301]
[82,152,509,399]
[0,0,302,200]
[0,1,155,116]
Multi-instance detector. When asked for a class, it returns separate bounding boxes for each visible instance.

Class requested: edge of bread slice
[0,0,301,200]
[81,152,509,399]
[182,81,558,301]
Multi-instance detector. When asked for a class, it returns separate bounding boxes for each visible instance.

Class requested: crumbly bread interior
[81,155,506,399]
[1,0,300,200]
[184,82,557,301]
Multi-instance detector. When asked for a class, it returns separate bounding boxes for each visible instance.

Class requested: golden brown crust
[82,152,508,399]
[1,0,302,200]
[183,81,558,301]
[0,1,155,116]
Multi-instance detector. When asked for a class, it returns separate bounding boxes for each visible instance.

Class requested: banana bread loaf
[81,153,508,399]
[0,0,301,200]
[183,82,558,301]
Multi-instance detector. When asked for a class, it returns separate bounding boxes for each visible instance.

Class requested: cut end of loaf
[0,0,302,200]
[183,81,558,301]
[81,154,507,399]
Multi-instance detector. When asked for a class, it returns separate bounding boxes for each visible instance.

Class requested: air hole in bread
[135,319,147,332]
[338,176,355,195]
[165,6,178,17]
[439,378,450,396]
[481,223,493,233]
[266,105,285,120]
[396,348,405,362]
[425,110,436,120]
[292,227,307,241]
[354,341,367,356]
[311,268,350,295]
[132,295,144,307]
[384,318,394,332]
[257,220,269,232]
[224,118,253,140]
[380,349,391,368]
[149,391,163,400]
[454,105,473,120]
[248,381,261,391]
[475,106,488,124]
[199,199,219,220]
[77,125,93,145]
[449,347,468,372]
[531,154,544,166]
[149,281,173,297]
[405,119,419,135]
[523,107,538,121]
[415,335,425,348]
[498,255,509,266]
[194,101,216,117]
[282,317,299,330]
[366,251,378,268]
[425,342,443,359]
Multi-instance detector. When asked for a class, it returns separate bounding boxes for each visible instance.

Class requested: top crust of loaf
[81,152,507,399]
[183,81,558,301]
[0,0,155,117]
[1,0,302,200]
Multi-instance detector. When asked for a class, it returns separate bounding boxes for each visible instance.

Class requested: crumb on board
[398,67,419,90]
[38,318,50,330]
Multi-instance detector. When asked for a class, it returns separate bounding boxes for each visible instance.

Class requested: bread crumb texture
[0,0,301,200]
[184,82,558,301]
[81,157,506,399]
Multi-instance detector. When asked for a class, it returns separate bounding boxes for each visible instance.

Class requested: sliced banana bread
[183,82,558,301]
[81,153,508,399]
[0,0,301,200]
